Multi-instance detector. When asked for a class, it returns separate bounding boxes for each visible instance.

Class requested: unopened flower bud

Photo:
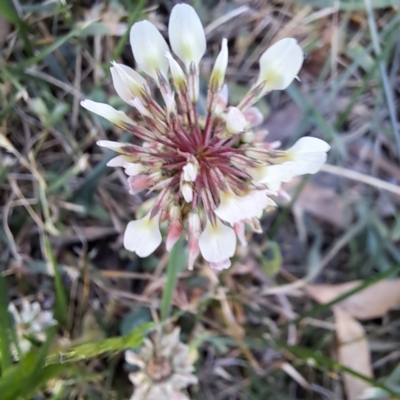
[166,205,183,251]
[128,175,152,195]
[210,38,228,93]
[234,221,247,247]
[188,212,201,270]
[166,52,187,93]
[81,100,135,129]
[110,62,149,104]
[224,107,247,135]
[182,157,199,182]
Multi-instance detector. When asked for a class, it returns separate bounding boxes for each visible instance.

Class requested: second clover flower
[81,3,330,270]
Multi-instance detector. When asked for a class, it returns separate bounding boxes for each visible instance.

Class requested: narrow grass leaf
[0,276,13,372]
[47,323,152,364]
[364,0,400,157]
[44,236,68,326]
[161,235,185,321]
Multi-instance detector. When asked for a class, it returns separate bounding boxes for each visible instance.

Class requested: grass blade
[44,236,68,326]
[364,0,400,156]
[0,276,13,372]
[161,236,184,321]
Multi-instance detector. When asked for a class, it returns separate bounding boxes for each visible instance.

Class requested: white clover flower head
[8,299,56,354]
[125,328,197,400]
[80,4,330,270]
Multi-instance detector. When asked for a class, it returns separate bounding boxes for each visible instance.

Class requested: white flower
[224,107,248,135]
[199,218,236,263]
[81,100,135,128]
[256,38,303,92]
[82,3,329,270]
[282,137,331,175]
[125,328,197,400]
[123,212,162,257]
[168,4,206,71]
[215,188,270,225]
[8,299,56,356]
[130,20,170,81]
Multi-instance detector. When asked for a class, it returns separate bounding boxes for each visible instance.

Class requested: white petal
[123,212,162,257]
[128,175,152,195]
[130,20,170,81]
[249,164,293,191]
[288,137,331,154]
[210,259,231,270]
[210,38,228,91]
[215,189,269,225]
[244,107,264,127]
[81,100,135,127]
[125,350,145,368]
[284,155,327,175]
[182,161,198,182]
[182,183,193,203]
[257,38,303,91]
[199,218,236,263]
[131,97,152,118]
[106,155,132,167]
[234,221,247,247]
[285,137,330,175]
[225,107,247,135]
[124,163,144,176]
[169,4,206,70]
[97,140,127,150]
[8,303,22,324]
[166,52,186,92]
[110,62,148,103]
[215,84,229,114]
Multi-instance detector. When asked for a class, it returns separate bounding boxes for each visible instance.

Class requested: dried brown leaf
[305,279,400,320]
[334,307,372,400]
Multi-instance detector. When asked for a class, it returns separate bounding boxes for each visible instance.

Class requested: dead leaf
[334,307,372,400]
[305,279,400,320]
[282,179,353,229]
